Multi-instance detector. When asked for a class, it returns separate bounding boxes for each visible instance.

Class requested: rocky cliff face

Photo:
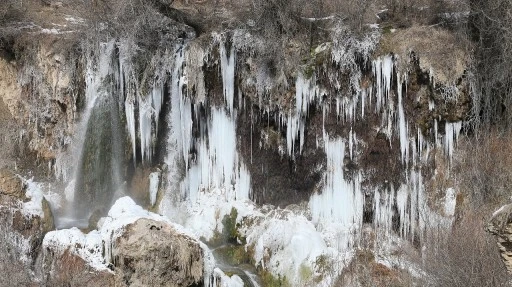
[0,168,54,285]
[487,204,512,272]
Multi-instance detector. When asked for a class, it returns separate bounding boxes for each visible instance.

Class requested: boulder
[113,218,204,287]
[487,203,512,272]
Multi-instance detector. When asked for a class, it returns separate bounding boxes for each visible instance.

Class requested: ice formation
[22,178,45,217]
[120,55,167,164]
[444,121,462,163]
[309,135,363,228]
[149,171,160,206]
[220,42,236,114]
[48,34,466,285]
[286,74,321,157]
[182,108,251,202]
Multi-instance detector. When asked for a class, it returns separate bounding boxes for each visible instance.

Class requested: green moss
[382,25,394,34]
[299,263,313,282]
[260,269,290,287]
[222,207,246,244]
[222,245,253,265]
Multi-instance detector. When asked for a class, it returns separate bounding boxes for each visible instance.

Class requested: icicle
[220,42,236,113]
[396,186,409,238]
[125,97,136,165]
[397,73,409,164]
[444,121,462,163]
[372,56,393,112]
[151,83,164,134]
[149,171,160,206]
[428,99,435,111]
[361,88,366,118]
[139,97,153,162]
[181,108,251,202]
[285,74,320,157]
[349,128,354,160]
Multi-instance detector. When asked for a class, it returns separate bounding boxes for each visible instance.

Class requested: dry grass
[454,132,512,206]
[421,210,509,287]
[377,25,469,84]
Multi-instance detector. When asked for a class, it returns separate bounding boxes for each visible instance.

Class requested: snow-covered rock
[0,171,54,287]
[42,196,214,286]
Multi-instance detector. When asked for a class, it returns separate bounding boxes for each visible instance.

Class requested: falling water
[56,41,127,228]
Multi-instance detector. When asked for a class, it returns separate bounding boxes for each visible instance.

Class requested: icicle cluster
[285,74,322,157]
[165,42,251,203]
[119,48,167,164]
[305,54,464,251]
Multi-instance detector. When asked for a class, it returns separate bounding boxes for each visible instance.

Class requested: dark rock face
[113,218,204,287]
[237,107,326,206]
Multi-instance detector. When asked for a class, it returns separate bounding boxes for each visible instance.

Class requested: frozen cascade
[120,59,166,164]
[139,97,153,162]
[220,42,236,114]
[309,133,364,232]
[136,83,165,163]
[182,108,251,202]
[149,171,160,206]
[169,47,193,170]
[125,98,136,166]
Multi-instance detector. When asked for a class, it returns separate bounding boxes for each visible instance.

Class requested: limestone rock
[0,174,54,279]
[487,203,512,272]
[0,168,25,199]
[41,249,115,287]
[113,218,204,287]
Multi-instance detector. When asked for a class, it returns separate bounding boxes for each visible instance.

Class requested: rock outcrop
[0,169,54,284]
[40,249,116,287]
[487,203,512,272]
[113,218,204,286]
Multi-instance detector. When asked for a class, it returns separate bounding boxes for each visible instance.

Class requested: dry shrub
[377,25,469,85]
[454,132,512,205]
[334,249,414,287]
[421,210,509,287]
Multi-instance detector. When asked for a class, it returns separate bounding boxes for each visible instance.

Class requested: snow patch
[444,188,456,217]
[22,178,45,218]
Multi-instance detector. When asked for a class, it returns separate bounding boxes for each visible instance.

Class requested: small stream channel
[211,244,262,287]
